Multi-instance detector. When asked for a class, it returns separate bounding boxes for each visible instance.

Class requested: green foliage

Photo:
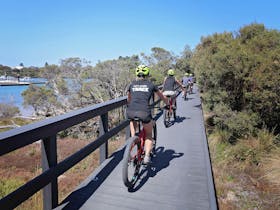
[141,47,179,84]
[191,23,280,133]
[88,55,139,102]
[213,103,259,143]
[230,143,260,165]
[212,128,232,143]
[175,45,192,73]
[0,103,20,118]
[22,84,59,116]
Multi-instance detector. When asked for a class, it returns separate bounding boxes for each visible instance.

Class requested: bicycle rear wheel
[122,136,141,188]
[163,109,169,127]
[173,100,177,119]
[184,92,187,101]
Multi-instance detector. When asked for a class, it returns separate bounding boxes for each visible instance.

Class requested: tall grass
[208,126,280,209]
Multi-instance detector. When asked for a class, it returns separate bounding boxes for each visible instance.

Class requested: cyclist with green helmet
[162,69,184,109]
[127,65,168,164]
[188,73,194,94]
[182,72,191,99]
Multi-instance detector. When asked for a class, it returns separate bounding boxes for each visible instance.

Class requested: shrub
[213,103,259,143]
[0,103,20,118]
[229,141,260,166]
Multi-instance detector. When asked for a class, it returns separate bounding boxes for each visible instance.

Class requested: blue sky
[1,0,279,67]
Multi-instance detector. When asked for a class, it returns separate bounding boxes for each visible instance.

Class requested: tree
[190,23,280,133]
[84,55,139,102]
[141,47,177,84]
[22,85,59,116]
[175,45,193,74]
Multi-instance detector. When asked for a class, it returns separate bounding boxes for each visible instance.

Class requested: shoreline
[0,80,46,86]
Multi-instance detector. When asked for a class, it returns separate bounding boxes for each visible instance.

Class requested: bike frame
[169,97,173,113]
[166,95,176,115]
[134,121,146,163]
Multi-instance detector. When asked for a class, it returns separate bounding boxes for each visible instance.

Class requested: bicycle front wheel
[122,136,141,188]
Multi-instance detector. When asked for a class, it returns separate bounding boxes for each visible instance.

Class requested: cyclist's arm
[127,91,131,104]
[175,78,185,91]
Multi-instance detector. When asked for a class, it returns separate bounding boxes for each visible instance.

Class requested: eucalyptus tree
[141,47,177,84]
[83,55,139,102]
[23,58,93,116]
[22,84,59,116]
[175,44,193,75]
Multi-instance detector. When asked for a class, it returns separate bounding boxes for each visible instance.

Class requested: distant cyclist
[188,73,194,94]
[181,72,189,98]
[126,65,168,164]
[162,69,184,109]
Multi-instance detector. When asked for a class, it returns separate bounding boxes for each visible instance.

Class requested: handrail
[0,94,163,210]
[0,96,128,156]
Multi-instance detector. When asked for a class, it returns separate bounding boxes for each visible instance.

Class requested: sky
[1,0,280,68]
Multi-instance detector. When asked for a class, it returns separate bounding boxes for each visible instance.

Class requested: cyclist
[162,69,184,109]
[126,65,168,164]
[181,72,189,98]
[188,73,194,93]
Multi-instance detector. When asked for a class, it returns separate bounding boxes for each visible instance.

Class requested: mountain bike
[163,95,176,127]
[122,118,157,188]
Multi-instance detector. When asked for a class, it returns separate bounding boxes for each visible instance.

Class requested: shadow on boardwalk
[59,147,125,209]
[128,147,184,192]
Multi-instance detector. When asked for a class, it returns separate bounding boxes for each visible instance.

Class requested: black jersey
[163,76,176,91]
[127,79,159,113]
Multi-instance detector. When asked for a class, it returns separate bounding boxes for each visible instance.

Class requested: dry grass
[209,131,280,210]
[261,151,280,187]
[0,135,125,209]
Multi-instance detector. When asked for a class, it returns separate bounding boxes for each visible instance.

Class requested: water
[0,78,46,116]
[0,85,34,116]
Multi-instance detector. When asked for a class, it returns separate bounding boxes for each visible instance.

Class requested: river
[0,78,46,116]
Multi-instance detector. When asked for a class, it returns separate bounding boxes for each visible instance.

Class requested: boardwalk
[54,86,217,210]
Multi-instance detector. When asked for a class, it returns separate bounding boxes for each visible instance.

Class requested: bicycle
[163,95,177,127]
[122,118,157,188]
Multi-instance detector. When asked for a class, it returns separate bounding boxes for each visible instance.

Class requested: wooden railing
[0,96,131,209]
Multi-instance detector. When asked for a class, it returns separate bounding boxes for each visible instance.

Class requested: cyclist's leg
[127,110,139,136]
[143,121,153,161]
[129,121,137,136]
[183,86,187,97]
[140,111,154,163]
[171,92,176,109]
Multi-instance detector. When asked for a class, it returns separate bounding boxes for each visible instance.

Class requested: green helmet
[167,69,175,76]
[135,65,150,77]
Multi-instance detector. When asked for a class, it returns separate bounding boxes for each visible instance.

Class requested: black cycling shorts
[126,110,152,124]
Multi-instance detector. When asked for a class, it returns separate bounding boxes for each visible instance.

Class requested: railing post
[99,113,108,164]
[41,136,58,210]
